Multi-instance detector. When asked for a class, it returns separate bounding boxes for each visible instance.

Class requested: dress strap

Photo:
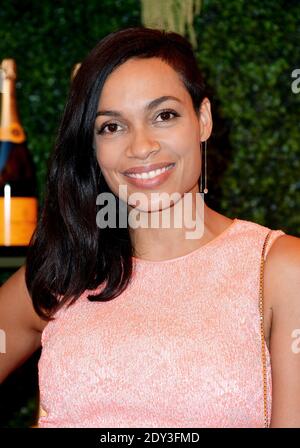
[259,229,273,428]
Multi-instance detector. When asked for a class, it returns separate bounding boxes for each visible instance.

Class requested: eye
[96,122,123,135]
[156,109,179,122]
[96,109,180,136]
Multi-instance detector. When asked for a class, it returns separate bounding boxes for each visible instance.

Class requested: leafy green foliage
[195,0,300,233]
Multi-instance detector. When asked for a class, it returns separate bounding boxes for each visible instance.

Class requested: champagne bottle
[0,59,38,248]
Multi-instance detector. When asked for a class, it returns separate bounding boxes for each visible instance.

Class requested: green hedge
[1,0,299,233]
[0,0,299,428]
[195,0,300,232]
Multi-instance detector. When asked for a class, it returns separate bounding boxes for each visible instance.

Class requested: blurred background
[0,0,299,427]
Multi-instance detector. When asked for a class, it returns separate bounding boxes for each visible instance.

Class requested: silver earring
[200,140,208,194]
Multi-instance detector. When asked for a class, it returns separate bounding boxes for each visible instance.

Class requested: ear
[198,97,213,141]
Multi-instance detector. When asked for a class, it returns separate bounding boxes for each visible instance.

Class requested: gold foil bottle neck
[1,59,17,80]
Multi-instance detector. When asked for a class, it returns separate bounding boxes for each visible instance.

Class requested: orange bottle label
[0,123,26,143]
[0,197,37,245]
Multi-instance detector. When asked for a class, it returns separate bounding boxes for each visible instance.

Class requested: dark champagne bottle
[0,59,38,247]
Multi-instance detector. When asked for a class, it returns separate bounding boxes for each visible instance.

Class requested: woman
[0,27,299,428]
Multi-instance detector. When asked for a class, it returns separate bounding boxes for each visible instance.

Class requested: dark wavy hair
[25,26,209,321]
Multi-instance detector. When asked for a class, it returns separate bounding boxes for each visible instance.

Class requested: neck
[128,184,213,261]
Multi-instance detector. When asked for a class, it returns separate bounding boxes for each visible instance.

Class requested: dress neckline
[132,217,239,265]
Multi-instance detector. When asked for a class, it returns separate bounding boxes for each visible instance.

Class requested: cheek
[174,120,200,154]
[95,144,120,172]
[183,147,201,187]
[176,127,201,186]
[95,144,129,201]
[178,127,201,167]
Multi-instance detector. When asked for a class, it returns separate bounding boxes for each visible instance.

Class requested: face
[93,57,212,212]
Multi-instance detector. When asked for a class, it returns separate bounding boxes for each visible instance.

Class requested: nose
[126,126,160,159]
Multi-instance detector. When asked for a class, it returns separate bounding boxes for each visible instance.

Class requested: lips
[122,162,175,175]
[121,162,176,189]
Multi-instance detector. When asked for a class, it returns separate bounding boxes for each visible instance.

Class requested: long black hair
[25,26,209,321]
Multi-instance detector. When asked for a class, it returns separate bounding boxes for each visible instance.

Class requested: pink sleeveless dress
[37,218,285,428]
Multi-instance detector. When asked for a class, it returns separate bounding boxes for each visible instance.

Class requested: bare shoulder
[264,233,300,308]
[263,233,300,426]
[263,233,299,347]
[266,232,300,261]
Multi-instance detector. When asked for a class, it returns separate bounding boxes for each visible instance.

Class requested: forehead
[97,57,189,108]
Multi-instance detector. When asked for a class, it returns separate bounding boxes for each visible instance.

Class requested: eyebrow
[95,95,183,118]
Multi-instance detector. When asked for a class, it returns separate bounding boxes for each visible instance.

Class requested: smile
[125,163,175,179]
[122,163,176,189]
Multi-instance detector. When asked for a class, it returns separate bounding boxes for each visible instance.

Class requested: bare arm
[265,234,300,427]
[0,265,47,384]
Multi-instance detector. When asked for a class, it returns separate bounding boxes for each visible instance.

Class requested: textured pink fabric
[38,218,285,428]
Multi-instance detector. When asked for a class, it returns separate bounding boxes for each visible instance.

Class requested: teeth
[127,164,174,179]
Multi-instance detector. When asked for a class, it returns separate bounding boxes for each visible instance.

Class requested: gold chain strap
[259,229,273,428]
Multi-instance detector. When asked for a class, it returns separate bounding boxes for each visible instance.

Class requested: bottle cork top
[1,59,17,80]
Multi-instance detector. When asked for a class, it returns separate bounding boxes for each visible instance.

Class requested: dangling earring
[200,140,208,194]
